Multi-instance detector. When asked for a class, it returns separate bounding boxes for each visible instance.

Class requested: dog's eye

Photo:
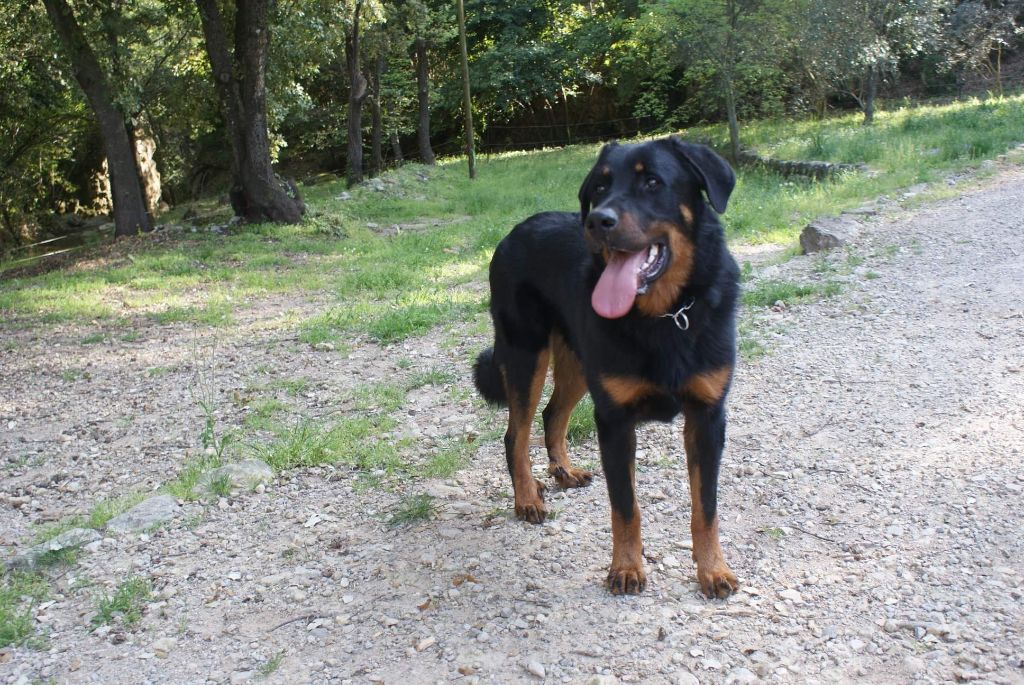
[594,184,608,195]
[645,176,661,189]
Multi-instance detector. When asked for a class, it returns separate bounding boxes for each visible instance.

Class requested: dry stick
[269,612,334,632]
[789,525,837,544]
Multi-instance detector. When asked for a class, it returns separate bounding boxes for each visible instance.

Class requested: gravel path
[1,169,1023,684]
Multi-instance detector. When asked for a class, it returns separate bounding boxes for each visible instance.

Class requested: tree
[947,0,1024,95]
[195,0,305,222]
[804,0,950,124]
[643,0,796,160]
[41,0,153,238]
[344,0,369,186]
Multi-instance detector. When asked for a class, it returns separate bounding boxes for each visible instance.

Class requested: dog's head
[578,136,735,319]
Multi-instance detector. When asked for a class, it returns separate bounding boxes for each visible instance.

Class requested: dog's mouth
[592,240,670,319]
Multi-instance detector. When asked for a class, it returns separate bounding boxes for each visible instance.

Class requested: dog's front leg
[682,399,739,598]
[596,412,645,595]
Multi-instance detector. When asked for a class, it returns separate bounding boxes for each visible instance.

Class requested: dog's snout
[586,207,618,236]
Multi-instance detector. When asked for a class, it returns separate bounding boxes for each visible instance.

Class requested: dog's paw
[606,565,647,595]
[514,478,547,524]
[549,464,593,489]
[697,563,738,599]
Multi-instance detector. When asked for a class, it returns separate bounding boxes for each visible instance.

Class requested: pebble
[673,672,700,685]
[779,588,803,603]
[151,637,176,658]
[525,660,546,678]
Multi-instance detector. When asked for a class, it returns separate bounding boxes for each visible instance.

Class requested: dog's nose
[586,208,618,237]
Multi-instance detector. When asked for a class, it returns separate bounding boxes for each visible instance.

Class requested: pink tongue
[592,250,647,318]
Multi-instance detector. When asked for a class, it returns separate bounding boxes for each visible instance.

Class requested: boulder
[106,495,179,534]
[800,216,860,254]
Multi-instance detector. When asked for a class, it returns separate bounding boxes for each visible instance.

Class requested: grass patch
[567,396,597,445]
[0,572,49,648]
[252,416,403,473]
[737,318,768,361]
[258,649,286,678]
[419,438,475,479]
[388,494,436,526]
[33,492,146,544]
[151,295,235,327]
[244,398,286,430]
[4,94,1023,343]
[92,576,151,628]
[742,279,841,308]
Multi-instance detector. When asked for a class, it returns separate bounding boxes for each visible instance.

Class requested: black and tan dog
[474,136,740,597]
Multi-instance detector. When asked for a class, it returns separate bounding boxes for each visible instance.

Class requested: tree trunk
[369,52,384,177]
[723,69,741,163]
[722,0,741,163]
[345,0,367,187]
[42,0,153,238]
[195,0,303,223]
[413,37,436,165]
[390,131,404,163]
[456,0,476,179]
[863,65,878,126]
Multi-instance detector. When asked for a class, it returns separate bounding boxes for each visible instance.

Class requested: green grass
[33,492,146,544]
[258,650,287,678]
[163,452,224,501]
[3,94,1023,340]
[388,494,436,526]
[244,398,286,430]
[0,572,49,648]
[567,396,597,445]
[92,576,151,628]
[742,279,842,308]
[418,437,477,479]
[252,416,403,473]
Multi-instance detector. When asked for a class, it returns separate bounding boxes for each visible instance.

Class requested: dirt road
[2,169,1022,684]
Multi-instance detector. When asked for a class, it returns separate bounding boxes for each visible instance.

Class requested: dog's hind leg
[542,334,593,489]
[500,344,551,524]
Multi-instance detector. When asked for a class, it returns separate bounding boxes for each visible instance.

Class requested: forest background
[3,0,1023,249]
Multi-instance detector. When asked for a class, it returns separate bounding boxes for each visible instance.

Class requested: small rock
[197,460,274,495]
[673,672,700,685]
[778,588,803,603]
[525,659,545,678]
[902,655,925,675]
[416,636,436,652]
[152,637,176,658]
[106,496,179,534]
[725,667,758,684]
[588,676,619,685]
[230,671,255,685]
[8,527,101,570]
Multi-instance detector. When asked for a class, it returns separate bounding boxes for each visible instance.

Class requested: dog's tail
[473,347,507,405]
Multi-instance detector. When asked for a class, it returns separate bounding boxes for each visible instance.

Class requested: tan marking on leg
[544,335,592,488]
[684,366,733,405]
[636,223,694,316]
[607,493,646,595]
[600,374,660,407]
[506,349,551,523]
[684,425,738,599]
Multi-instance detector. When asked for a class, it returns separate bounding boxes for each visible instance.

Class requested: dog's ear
[579,141,618,222]
[668,136,735,214]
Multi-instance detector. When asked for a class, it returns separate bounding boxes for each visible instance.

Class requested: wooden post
[456,0,476,179]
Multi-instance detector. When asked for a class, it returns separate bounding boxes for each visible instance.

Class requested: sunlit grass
[3,94,1022,340]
